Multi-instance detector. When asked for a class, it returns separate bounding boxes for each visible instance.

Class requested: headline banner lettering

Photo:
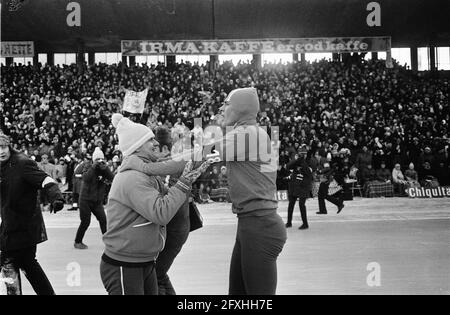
[122,37,391,56]
[407,187,450,198]
[1,41,34,57]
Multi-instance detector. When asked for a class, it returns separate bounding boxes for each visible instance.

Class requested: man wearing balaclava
[210,87,287,295]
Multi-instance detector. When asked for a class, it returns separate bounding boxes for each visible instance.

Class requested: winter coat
[356,152,373,170]
[0,150,63,251]
[72,161,91,195]
[79,163,114,203]
[287,158,313,198]
[376,168,392,182]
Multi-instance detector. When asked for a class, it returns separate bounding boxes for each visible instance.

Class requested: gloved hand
[180,160,210,186]
[50,199,65,214]
[119,155,145,173]
[44,182,65,214]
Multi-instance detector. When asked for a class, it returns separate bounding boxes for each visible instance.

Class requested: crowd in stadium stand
[1,57,449,202]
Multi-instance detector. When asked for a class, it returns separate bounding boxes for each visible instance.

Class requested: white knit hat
[92,147,105,161]
[112,113,155,157]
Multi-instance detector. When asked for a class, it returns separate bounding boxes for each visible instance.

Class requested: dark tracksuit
[0,151,64,295]
[75,163,114,244]
[286,158,313,227]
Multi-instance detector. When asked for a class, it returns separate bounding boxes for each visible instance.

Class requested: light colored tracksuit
[100,165,191,295]
[215,88,287,295]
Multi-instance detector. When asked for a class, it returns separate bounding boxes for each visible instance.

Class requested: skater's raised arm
[119,150,205,177]
[121,174,190,226]
[119,161,209,225]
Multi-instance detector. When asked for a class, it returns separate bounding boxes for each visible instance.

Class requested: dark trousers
[0,245,55,295]
[75,199,107,244]
[318,182,344,214]
[156,202,190,295]
[229,212,287,295]
[100,260,157,295]
[287,195,308,226]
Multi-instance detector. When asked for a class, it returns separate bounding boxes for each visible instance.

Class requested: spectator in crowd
[316,168,345,215]
[361,164,377,186]
[419,161,440,188]
[356,146,372,171]
[435,161,450,186]
[197,183,211,204]
[392,163,408,195]
[74,148,114,250]
[37,154,56,210]
[0,58,448,199]
[376,161,392,183]
[54,157,67,186]
[285,149,313,230]
[70,154,92,211]
[404,163,421,188]
[38,154,56,178]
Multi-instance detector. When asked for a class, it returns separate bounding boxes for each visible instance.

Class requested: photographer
[285,148,313,230]
[0,133,64,295]
[74,148,114,249]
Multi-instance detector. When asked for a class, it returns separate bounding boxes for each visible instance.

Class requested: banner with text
[123,89,148,114]
[1,41,34,57]
[122,37,391,56]
[407,187,450,198]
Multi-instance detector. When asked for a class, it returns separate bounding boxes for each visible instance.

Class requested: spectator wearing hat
[285,149,313,230]
[118,124,210,295]
[392,164,408,195]
[376,161,392,183]
[74,147,114,250]
[405,163,420,188]
[100,114,207,295]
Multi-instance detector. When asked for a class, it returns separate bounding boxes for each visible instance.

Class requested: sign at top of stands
[1,41,34,58]
[121,37,391,56]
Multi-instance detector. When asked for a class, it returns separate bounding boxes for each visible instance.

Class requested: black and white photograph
[0,0,449,300]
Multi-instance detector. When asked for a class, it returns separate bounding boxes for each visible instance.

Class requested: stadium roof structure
[1,0,449,53]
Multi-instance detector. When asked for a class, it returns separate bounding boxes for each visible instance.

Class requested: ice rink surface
[21,197,450,295]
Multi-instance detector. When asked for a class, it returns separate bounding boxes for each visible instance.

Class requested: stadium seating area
[1,58,449,199]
